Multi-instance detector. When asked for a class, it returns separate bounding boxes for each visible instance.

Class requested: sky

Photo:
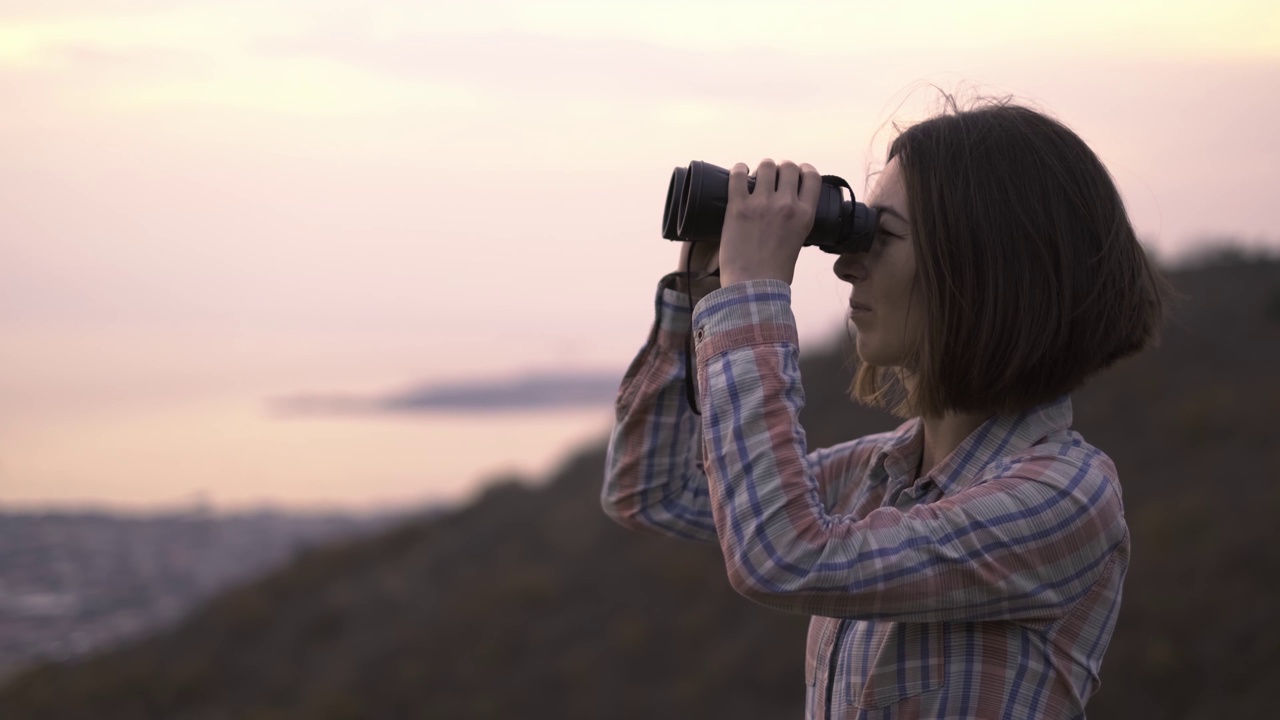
[2,0,1278,512]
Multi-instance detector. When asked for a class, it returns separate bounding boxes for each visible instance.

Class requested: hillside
[1,254,1277,720]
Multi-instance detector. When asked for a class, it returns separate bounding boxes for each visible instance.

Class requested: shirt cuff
[691,279,799,361]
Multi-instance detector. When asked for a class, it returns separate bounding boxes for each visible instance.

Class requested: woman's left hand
[718,158,822,287]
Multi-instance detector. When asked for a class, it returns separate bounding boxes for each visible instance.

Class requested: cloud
[253,30,837,106]
[13,43,215,82]
[0,1,177,21]
[269,369,624,415]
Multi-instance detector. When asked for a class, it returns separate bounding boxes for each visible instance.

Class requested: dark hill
[2,254,1278,720]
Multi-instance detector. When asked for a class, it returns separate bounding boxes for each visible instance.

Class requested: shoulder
[977,429,1126,523]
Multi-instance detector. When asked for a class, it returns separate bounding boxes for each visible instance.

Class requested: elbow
[600,445,642,530]
[726,564,766,603]
[600,491,642,531]
[599,478,642,530]
[599,476,663,536]
[721,534,837,615]
[726,565,812,614]
[723,542,796,606]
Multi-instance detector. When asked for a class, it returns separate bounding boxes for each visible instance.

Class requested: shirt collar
[871,395,1074,497]
[871,418,923,487]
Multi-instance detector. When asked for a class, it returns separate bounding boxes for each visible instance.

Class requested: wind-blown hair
[850,98,1169,418]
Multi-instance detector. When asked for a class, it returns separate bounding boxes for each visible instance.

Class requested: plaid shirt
[602,273,1129,719]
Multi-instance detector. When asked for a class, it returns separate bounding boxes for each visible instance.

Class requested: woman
[601,99,1166,719]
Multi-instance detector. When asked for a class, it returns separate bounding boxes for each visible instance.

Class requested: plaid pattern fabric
[603,274,1129,719]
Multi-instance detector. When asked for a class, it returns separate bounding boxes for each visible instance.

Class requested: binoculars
[661,161,879,255]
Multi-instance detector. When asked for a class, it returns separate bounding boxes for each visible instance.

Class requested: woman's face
[832,157,924,368]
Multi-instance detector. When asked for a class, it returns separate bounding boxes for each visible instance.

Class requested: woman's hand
[719,159,822,287]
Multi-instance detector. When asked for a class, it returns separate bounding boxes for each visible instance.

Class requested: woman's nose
[833,252,867,284]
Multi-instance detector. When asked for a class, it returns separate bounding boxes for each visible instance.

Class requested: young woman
[601,100,1167,719]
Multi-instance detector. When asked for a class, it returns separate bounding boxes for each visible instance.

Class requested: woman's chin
[854,337,884,366]
[855,341,904,369]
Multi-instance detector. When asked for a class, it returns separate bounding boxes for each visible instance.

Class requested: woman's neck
[918,410,991,479]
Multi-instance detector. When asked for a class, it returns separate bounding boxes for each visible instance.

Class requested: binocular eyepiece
[661,161,878,255]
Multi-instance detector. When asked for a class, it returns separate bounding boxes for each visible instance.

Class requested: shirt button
[695,328,705,342]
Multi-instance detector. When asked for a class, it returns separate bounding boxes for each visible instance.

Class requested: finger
[728,162,750,204]
[799,163,822,209]
[777,160,801,199]
[753,158,777,196]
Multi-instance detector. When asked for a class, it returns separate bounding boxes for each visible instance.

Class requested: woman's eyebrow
[873,205,909,224]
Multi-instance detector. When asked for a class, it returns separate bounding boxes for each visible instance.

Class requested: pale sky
[2,1,1278,511]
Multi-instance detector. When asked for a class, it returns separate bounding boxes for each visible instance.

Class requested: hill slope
[2,255,1278,720]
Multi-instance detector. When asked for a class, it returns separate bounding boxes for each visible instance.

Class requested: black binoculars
[661,161,879,255]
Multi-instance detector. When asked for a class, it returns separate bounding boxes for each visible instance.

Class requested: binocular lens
[662,166,686,243]
[661,160,878,256]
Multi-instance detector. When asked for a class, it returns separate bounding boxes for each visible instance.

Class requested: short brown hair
[851,97,1169,418]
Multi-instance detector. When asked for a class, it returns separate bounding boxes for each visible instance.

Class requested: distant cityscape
[0,509,421,681]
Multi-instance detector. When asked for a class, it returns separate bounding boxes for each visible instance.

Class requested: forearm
[601,274,720,542]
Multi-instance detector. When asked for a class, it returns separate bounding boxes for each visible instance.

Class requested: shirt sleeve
[600,272,722,542]
[692,279,1129,623]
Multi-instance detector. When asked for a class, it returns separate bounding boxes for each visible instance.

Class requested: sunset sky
[3,0,1278,512]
